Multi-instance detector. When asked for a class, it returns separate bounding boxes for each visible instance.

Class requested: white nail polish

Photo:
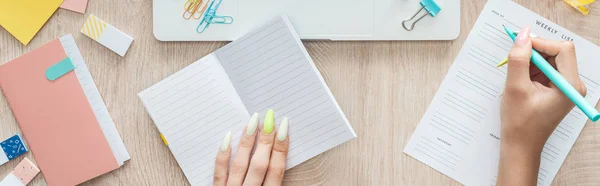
[277,117,289,142]
[220,131,231,152]
[246,113,259,136]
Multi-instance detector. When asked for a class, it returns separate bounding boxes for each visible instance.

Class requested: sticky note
[0,0,64,45]
[0,174,23,186]
[0,135,28,165]
[81,14,134,57]
[46,57,75,81]
[11,158,40,185]
[0,158,40,186]
[60,0,89,14]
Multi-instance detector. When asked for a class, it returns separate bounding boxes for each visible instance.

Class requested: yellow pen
[496,32,538,67]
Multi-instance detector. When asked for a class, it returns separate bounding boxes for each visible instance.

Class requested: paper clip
[196,0,234,33]
[183,0,207,20]
[402,0,441,31]
[564,0,595,15]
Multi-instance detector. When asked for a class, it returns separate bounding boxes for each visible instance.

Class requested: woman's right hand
[497,26,587,186]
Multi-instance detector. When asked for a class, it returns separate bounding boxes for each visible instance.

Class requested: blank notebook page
[215,17,356,168]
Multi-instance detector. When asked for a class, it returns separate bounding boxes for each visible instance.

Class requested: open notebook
[404,0,600,185]
[138,16,356,185]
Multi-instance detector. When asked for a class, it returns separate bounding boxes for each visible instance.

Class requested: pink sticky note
[0,39,118,186]
[11,158,40,185]
[59,0,88,14]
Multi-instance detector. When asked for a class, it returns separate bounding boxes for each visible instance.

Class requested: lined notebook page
[403,0,600,185]
[60,34,130,165]
[215,16,356,168]
[138,54,249,185]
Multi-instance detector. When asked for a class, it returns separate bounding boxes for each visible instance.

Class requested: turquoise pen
[503,25,600,122]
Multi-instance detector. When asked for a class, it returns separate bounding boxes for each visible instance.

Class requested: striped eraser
[81,14,134,57]
[0,134,28,166]
[11,158,40,185]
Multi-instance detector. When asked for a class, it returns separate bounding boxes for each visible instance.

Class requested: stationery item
[59,0,89,14]
[183,0,207,19]
[404,0,600,185]
[496,31,538,67]
[46,57,75,81]
[0,34,130,186]
[402,0,441,31]
[153,0,460,41]
[504,25,600,121]
[0,0,64,45]
[196,0,234,33]
[0,135,27,166]
[0,158,40,186]
[496,58,509,67]
[81,14,134,57]
[139,16,356,185]
[564,0,595,15]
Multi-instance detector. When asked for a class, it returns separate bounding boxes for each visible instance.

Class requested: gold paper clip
[564,0,595,15]
[183,0,208,20]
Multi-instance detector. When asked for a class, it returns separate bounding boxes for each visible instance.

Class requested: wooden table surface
[1,0,600,185]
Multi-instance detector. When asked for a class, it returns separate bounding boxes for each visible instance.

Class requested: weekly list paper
[404,0,600,185]
[138,16,356,185]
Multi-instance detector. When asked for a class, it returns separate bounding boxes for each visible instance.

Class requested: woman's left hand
[214,109,290,186]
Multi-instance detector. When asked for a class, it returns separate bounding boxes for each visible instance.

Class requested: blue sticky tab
[46,57,75,81]
[421,0,441,17]
[1,135,28,160]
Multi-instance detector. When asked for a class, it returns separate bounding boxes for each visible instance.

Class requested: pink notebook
[0,37,121,186]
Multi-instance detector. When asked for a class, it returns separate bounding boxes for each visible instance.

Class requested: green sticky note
[46,57,75,81]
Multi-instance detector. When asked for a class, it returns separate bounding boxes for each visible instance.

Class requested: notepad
[0,0,63,45]
[404,0,600,185]
[0,34,130,186]
[60,0,88,13]
[139,16,356,185]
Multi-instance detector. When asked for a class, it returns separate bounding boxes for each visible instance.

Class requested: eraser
[0,134,28,165]
[11,158,40,185]
[80,14,134,57]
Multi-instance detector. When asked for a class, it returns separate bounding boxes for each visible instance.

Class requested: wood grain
[0,0,599,185]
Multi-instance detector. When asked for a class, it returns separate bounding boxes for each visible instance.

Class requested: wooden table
[1,0,599,185]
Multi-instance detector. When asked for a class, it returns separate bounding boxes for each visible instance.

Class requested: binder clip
[564,0,595,15]
[183,0,208,20]
[402,0,441,31]
[196,0,234,33]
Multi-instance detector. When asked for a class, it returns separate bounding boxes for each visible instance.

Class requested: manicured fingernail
[246,113,259,136]
[515,26,530,46]
[277,117,289,142]
[514,31,537,38]
[263,109,274,134]
[220,131,231,152]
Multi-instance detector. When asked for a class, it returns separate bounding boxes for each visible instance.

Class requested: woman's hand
[497,26,587,186]
[214,109,290,186]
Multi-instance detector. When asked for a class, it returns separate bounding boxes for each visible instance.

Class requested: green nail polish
[264,109,274,134]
